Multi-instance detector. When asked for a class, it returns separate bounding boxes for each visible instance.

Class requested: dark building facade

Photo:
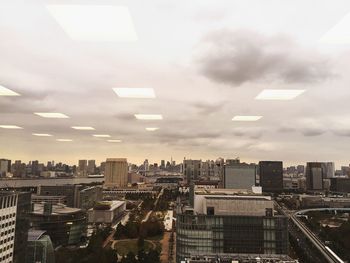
[306,162,325,191]
[13,192,31,263]
[259,161,283,192]
[330,177,350,193]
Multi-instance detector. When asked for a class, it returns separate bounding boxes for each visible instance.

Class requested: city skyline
[2,1,350,167]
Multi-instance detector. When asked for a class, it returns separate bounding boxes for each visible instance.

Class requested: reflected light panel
[32,133,52,137]
[0,85,20,96]
[93,134,111,138]
[107,139,122,143]
[34,112,69,118]
[232,116,262,121]
[56,139,73,142]
[113,88,155,98]
[256,89,305,100]
[0,125,23,129]
[46,5,138,42]
[72,126,95,130]
[135,114,163,120]
[146,127,159,131]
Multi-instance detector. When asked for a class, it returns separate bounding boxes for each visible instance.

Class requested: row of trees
[114,218,164,240]
[120,249,160,263]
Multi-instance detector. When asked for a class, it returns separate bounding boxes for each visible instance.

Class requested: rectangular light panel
[232,116,262,121]
[46,5,138,42]
[107,139,122,143]
[0,85,20,96]
[256,89,305,100]
[72,126,95,130]
[32,133,52,137]
[0,125,23,129]
[93,134,111,138]
[56,139,73,142]
[113,88,155,98]
[34,112,69,118]
[135,114,163,120]
[146,127,159,131]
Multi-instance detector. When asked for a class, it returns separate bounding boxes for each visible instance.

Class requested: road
[276,201,344,263]
[142,188,164,223]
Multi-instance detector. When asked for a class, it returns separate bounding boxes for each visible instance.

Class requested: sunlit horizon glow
[255,89,305,100]
[113,88,155,98]
[0,85,20,96]
[34,112,69,118]
[232,116,262,121]
[46,5,138,42]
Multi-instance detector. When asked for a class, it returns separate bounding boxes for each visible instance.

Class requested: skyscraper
[306,162,325,190]
[87,160,95,175]
[104,158,128,189]
[0,192,18,263]
[77,160,87,177]
[259,161,283,192]
[0,159,11,177]
[224,160,257,189]
[183,159,201,183]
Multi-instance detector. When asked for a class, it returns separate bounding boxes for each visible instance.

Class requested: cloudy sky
[1,0,350,167]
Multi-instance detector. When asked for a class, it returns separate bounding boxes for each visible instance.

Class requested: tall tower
[104,158,128,189]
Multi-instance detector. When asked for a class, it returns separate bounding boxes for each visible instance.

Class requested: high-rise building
[0,192,18,263]
[87,160,95,175]
[183,159,201,183]
[31,160,40,176]
[322,162,335,178]
[306,162,325,191]
[12,160,26,178]
[13,192,31,263]
[176,189,288,263]
[160,160,165,169]
[77,160,87,177]
[104,158,128,189]
[330,178,350,193]
[0,159,11,177]
[26,230,55,263]
[143,159,149,171]
[259,161,283,192]
[224,160,256,189]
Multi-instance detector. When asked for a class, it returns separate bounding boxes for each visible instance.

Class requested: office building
[37,185,102,210]
[259,161,283,192]
[330,177,350,193]
[306,162,325,191]
[183,159,201,183]
[104,158,128,189]
[77,160,87,177]
[224,160,256,189]
[0,192,17,263]
[323,162,335,178]
[176,189,288,263]
[0,159,11,177]
[87,160,96,175]
[29,203,87,247]
[26,230,55,263]
[12,160,26,178]
[87,201,126,224]
[13,192,31,263]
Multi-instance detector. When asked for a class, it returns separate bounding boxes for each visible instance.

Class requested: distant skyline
[1,1,350,166]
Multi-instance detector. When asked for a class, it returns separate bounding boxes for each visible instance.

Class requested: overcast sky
[1,0,350,167]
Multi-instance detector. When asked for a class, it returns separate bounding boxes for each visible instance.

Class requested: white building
[88,201,126,224]
[0,192,17,263]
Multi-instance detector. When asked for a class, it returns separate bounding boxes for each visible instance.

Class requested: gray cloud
[196,29,332,86]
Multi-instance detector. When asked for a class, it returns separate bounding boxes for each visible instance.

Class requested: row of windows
[0,243,14,253]
[1,221,16,229]
[0,195,17,209]
[0,251,13,262]
[0,236,14,245]
[0,213,16,221]
[0,229,15,236]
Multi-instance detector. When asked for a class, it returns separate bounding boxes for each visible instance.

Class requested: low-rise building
[88,201,126,224]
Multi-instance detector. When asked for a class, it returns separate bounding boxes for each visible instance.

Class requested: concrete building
[259,161,283,192]
[87,160,96,175]
[306,162,325,191]
[183,159,201,183]
[0,159,11,177]
[88,201,126,224]
[26,230,55,263]
[224,160,256,189]
[330,177,350,193]
[176,189,288,263]
[77,160,87,177]
[323,162,335,178]
[0,192,17,263]
[29,203,87,247]
[104,158,128,189]
[37,185,102,210]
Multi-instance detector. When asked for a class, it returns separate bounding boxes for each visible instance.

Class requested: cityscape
[2,1,350,263]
